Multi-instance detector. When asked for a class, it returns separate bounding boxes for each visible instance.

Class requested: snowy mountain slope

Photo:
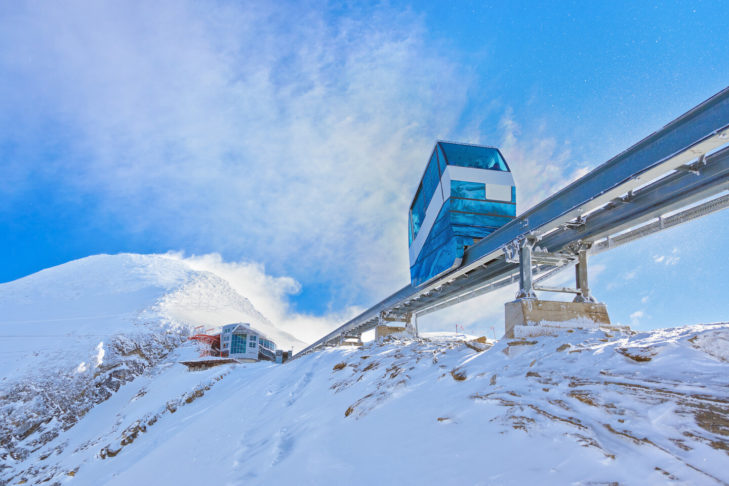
[0,254,302,378]
[0,254,303,475]
[8,324,729,485]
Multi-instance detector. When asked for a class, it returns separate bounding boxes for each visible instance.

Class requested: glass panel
[450,199,516,217]
[408,213,413,245]
[410,184,426,240]
[452,225,498,239]
[231,334,247,354]
[451,180,485,200]
[450,211,513,229]
[421,155,441,208]
[410,203,460,286]
[439,142,508,171]
[437,145,447,172]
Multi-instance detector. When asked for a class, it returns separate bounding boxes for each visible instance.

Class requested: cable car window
[451,180,486,200]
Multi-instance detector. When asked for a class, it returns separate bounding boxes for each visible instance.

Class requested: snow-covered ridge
[0,253,304,474]
[3,254,729,484]
[6,323,729,485]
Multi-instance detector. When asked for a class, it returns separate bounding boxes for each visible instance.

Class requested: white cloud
[418,283,518,338]
[630,310,644,327]
[417,263,609,337]
[498,108,591,212]
[653,248,680,266]
[0,1,597,330]
[164,252,359,344]
[0,0,467,307]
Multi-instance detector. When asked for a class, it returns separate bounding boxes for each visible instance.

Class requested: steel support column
[573,248,596,303]
[516,237,537,299]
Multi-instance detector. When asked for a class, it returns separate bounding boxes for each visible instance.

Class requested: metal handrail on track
[295,87,729,358]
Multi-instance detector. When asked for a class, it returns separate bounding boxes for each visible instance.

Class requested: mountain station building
[219,323,277,362]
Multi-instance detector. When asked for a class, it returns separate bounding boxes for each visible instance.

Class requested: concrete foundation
[375,325,408,339]
[504,299,612,338]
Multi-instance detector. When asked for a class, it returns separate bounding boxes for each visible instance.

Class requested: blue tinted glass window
[450,198,516,217]
[410,154,445,241]
[231,334,246,354]
[408,214,413,245]
[439,143,508,171]
[410,185,426,239]
[450,211,513,228]
[451,180,485,200]
[436,146,447,174]
[421,154,441,207]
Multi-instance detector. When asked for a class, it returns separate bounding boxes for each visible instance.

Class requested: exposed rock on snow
[5,324,729,485]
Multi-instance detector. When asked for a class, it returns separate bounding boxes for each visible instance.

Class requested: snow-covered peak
[0,253,303,370]
[0,253,304,470]
[1,253,192,306]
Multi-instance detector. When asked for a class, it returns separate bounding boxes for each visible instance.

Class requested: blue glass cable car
[408,141,516,287]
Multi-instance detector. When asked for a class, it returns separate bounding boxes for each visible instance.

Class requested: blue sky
[1,0,728,336]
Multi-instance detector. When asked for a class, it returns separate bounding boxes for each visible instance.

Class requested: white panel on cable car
[487,184,512,202]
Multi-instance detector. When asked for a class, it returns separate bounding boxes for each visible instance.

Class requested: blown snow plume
[0,253,303,476]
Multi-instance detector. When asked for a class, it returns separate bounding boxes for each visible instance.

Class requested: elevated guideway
[296,87,729,357]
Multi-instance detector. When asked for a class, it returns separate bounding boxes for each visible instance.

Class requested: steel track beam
[294,88,729,358]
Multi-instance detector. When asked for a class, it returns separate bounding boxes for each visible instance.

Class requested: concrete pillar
[504,299,611,338]
[375,325,407,339]
[376,311,417,340]
[504,241,621,338]
[341,334,363,346]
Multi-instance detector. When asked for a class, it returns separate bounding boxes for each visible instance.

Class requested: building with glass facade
[219,323,277,361]
[408,141,516,286]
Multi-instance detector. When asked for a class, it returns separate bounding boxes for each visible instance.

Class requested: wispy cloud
[165,252,357,344]
[653,248,680,266]
[0,0,597,334]
[630,310,645,327]
[0,0,468,306]
[498,108,591,212]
